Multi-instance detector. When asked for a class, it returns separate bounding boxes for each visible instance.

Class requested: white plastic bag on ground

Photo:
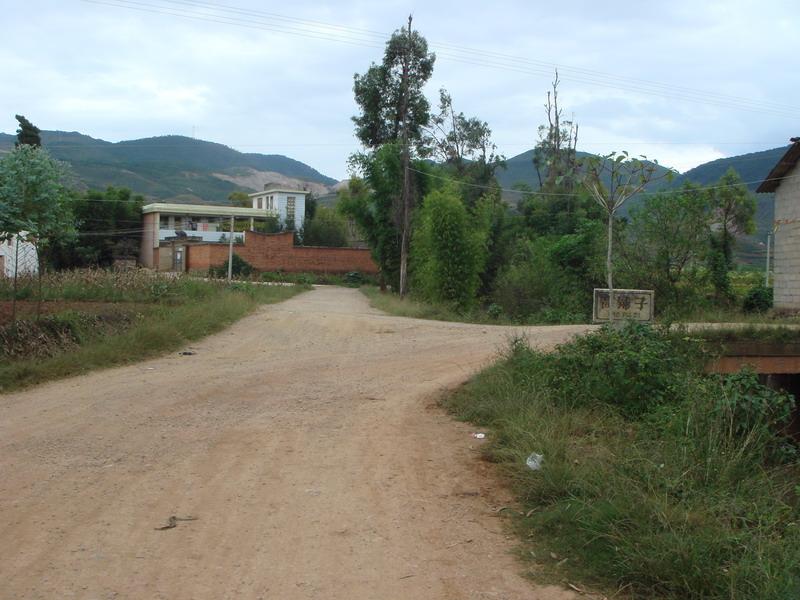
[526,452,544,471]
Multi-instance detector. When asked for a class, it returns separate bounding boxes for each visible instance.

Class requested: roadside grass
[259,270,377,287]
[362,284,800,328]
[443,325,800,599]
[361,286,521,324]
[0,275,307,392]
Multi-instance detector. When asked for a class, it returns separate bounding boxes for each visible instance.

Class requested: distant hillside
[0,131,337,204]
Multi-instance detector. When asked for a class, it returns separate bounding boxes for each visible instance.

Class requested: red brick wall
[186,231,378,274]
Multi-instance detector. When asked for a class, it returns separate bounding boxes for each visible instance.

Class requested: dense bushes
[301,206,350,247]
[743,284,773,313]
[208,253,254,278]
[445,324,799,599]
[412,185,488,308]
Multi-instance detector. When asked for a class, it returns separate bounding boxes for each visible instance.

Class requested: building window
[286,197,296,224]
[257,197,263,209]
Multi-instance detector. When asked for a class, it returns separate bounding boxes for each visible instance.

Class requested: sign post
[593,288,654,323]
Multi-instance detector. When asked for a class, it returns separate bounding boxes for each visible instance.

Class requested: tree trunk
[398,16,412,298]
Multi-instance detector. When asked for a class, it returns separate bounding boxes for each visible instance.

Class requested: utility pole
[398,14,412,298]
[227,215,235,282]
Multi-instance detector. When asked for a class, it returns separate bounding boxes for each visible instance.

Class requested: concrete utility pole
[227,215,235,282]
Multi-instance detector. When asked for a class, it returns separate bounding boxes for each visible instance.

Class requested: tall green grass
[0,281,306,392]
[444,325,800,599]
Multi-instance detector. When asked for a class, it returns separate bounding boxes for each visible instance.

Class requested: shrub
[301,207,350,247]
[208,253,254,278]
[412,185,488,309]
[543,322,704,417]
[742,284,773,313]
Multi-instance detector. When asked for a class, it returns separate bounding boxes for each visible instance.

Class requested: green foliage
[301,206,349,247]
[742,284,774,313]
[621,183,711,313]
[15,115,41,147]
[543,323,704,417]
[0,144,74,245]
[228,190,251,207]
[412,185,488,308]
[209,253,254,278]
[444,328,800,599]
[351,23,435,150]
[0,131,336,205]
[339,148,409,288]
[493,221,603,322]
[47,186,144,269]
[708,168,756,283]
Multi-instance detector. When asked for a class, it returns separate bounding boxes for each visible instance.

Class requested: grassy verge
[443,324,800,599]
[361,286,523,324]
[0,281,306,392]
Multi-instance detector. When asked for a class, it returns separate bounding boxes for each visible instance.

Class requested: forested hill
[498,145,789,193]
[0,131,338,204]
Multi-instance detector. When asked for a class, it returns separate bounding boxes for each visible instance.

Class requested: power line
[79,0,800,118]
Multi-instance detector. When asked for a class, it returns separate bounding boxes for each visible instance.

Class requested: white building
[757,137,800,311]
[248,186,308,232]
[0,233,39,277]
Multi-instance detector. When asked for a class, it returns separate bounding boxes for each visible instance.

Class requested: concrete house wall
[249,189,307,231]
[773,161,800,310]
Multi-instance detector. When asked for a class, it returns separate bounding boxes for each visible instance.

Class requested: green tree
[228,190,251,207]
[0,144,74,317]
[352,17,435,296]
[352,23,435,151]
[580,151,673,321]
[48,186,144,269]
[412,184,488,308]
[622,183,712,311]
[339,147,403,289]
[706,168,756,301]
[15,114,41,147]
[532,71,579,194]
[302,206,349,247]
[304,191,318,221]
[422,88,505,206]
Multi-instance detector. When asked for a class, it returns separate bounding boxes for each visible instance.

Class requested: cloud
[1,0,797,180]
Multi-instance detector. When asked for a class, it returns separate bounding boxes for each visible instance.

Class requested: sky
[1,0,798,181]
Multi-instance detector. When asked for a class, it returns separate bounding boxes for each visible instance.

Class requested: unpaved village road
[1,287,594,600]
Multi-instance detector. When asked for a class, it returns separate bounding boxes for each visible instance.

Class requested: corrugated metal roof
[757,139,800,193]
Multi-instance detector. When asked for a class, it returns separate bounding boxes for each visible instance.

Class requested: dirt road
[1,287,592,599]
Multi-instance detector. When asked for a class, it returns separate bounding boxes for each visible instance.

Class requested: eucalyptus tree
[351,17,435,295]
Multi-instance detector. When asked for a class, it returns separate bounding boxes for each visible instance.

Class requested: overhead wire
[79,0,800,118]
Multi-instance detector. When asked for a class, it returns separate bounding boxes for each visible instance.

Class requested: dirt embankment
[0,287,591,599]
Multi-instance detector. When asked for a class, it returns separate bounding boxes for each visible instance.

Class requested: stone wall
[773,161,800,310]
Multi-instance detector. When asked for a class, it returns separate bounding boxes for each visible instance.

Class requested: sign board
[593,288,654,322]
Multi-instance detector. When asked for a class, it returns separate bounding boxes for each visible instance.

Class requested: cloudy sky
[2,0,798,180]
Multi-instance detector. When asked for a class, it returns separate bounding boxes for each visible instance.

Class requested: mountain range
[0,129,787,260]
[0,131,337,203]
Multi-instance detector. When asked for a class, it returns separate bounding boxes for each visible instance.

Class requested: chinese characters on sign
[593,289,654,322]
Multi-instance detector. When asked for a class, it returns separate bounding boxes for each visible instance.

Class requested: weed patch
[444,324,800,599]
